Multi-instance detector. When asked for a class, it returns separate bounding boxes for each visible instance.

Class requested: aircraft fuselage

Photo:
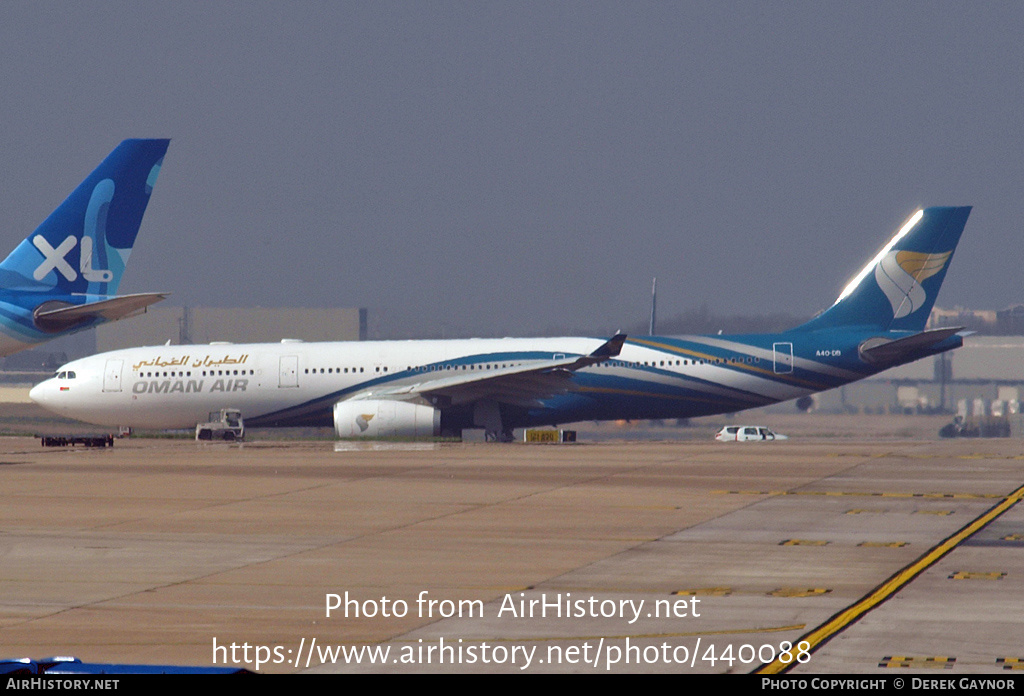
[29,328,960,433]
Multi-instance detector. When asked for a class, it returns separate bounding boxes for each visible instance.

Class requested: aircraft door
[103,359,123,392]
[279,355,299,388]
[773,342,794,374]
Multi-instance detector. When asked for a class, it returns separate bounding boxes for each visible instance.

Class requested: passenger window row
[295,354,760,378]
[598,356,760,367]
[412,362,520,372]
[135,370,256,378]
[304,367,367,374]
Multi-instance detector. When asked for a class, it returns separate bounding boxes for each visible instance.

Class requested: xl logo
[32,234,113,283]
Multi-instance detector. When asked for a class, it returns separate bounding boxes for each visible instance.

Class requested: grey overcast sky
[0,2,1020,339]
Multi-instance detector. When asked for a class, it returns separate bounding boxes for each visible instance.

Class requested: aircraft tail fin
[0,139,170,297]
[796,206,971,333]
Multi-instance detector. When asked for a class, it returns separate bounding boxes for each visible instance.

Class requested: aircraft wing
[347,333,626,408]
[33,292,169,332]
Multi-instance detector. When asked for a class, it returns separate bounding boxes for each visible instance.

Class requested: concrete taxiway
[1,414,1022,673]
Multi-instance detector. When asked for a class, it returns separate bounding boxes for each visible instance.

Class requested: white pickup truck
[714,425,787,442]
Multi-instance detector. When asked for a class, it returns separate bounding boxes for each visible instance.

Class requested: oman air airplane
[0,139,169,356]
[31,206,971,441]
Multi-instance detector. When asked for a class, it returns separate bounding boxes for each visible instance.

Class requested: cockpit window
[55,371,76,380]
[67,371,76,379]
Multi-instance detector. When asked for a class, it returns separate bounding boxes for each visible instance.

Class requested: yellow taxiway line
[756,482,1024,674]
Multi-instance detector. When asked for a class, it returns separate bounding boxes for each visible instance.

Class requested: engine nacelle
[333,399,440,438]
[795,395,818,413]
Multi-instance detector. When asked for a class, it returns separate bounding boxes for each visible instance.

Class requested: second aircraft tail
[0,139,170,298]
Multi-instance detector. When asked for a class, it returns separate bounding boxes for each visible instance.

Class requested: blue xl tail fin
[796,206,971,333]
[0,139,169,297]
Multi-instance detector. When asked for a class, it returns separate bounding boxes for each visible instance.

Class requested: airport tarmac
[1,413,1023,674]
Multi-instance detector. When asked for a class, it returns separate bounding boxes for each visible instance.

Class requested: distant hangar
[817,335,1024,413]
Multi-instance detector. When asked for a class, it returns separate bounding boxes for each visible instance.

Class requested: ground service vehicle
[195,408,244,441]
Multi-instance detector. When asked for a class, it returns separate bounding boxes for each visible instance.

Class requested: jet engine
[795,395,818,413]
[333,399,440,438]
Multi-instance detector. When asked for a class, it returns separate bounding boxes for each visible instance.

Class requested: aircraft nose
[29,380,51,406]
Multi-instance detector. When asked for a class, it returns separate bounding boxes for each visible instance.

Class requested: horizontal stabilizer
[33,292,168,333]
[858,327,962,365]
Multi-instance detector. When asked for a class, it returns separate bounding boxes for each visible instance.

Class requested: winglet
[590,332,626,358]
[566,333,627,370]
